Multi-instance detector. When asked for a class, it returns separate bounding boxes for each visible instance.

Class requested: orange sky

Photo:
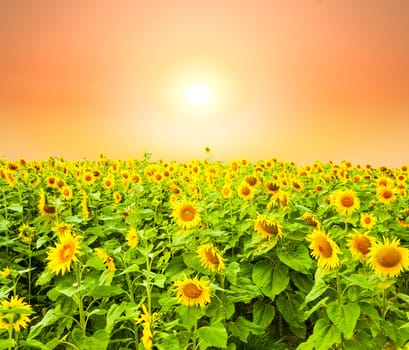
[1,0,409,167]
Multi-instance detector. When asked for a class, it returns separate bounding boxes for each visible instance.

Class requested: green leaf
[276,244,312,274]
[297,319,341,350]
[19,339,54,350]
[0,219,10,231]
[301,277,328,307]
[252,260,289,299]
[327,302,360,339]
[28,308,62,340]
[252,300,275,328]
[198,321,227,349]
[87,285,125,298]
[176,305,205,330]
[8,202,23,212]
[72,328,110,350]
[105,303,126,335]
[276,295,306,338]
[0,339,15,350]
[303,296,329,320]
[227,316,263,343]
[35,268,54,287]
[343,274,374,291]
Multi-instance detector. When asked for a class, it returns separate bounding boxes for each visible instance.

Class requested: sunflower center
[341,195,354,208]
[355,237,371,254]
[246,177,257,186]
[382,190,393,199]
[241,187,250,196]
[364,217,372,224]
[43,204,56,214]
[260,221,278,236]
[181,206,195,221]
[205,248,220,265]
[318,238,333,258]
[377,247,401,268]
[60,244,75,262]
[183,283,203,299]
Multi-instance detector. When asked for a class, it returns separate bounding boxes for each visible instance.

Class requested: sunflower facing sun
[254,214,283,240]
[330,189,360,216]
[197,243,225,272]
[174,275,211,308]
[347,230,376,261]
[368,237,409,278]
[172,200,201,230]
[306,229,341,269]
[46,231,81,276]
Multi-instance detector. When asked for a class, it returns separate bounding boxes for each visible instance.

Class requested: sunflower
[135,304,157,350]
[126,227,139,248]
[331,189,360,216]
[376,186,396,205]
[237,182,255,200]
[360,213,377,230]
[60,186,73,200]
[38,189,56,217]
[53,222,72,237]
[1,267,11,279]
[306,229,341,269]
[254,214,283,239]
[347,231,376,261]
[221,185,232,199]
[174,275,211,308]
[94,248,116,272]
[172,200,201,230]
[368,237,409,278]
[18,224,35,244]
[197,243,225,272]
[46,231,81,276]
[0,296,32,332]
[264,181,280,195]
[244,175,259,188]
[302,212,320,228]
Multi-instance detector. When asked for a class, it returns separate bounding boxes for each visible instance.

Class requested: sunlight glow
[185,83,212,106]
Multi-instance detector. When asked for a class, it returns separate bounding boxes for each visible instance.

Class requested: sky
[1,0,409,167]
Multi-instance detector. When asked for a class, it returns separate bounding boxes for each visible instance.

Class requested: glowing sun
[185,83,212,106]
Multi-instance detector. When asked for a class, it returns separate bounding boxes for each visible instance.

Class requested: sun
[185,83,212,106]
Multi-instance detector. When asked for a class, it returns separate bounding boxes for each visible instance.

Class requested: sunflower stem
[76,263,86,335]
[192,316,198,350]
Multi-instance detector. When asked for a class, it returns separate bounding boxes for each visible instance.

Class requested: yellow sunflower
[237,182,255,200]
[52,222,72,237]
[60,186,73,200]
[331,189,360,216]
[376,186,396,205]
[18,224,35,244]
[135,304,155,350]
[221,185,233,199]
[347,230,376,261]
[0,295,32,332]
[302,212,320,228]
[368,237,409,278]
[244,174,260,188]
[172,200,201,230]
[360,213,377,230]
[126,227,139,248]
[1,267,11,279]
[46,231,81,276]
[95,248,116,272]
[174,275,211,308]
[197,243,225,272]
[254,214,283,239]
[306,229,341,269]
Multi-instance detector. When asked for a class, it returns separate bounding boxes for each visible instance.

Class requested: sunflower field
[1,154,409,350]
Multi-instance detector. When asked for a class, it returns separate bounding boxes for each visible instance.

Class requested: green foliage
[1,156,409,349]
